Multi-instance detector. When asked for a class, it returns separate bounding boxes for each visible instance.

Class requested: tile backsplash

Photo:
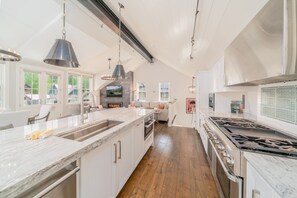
[261,85,296,124]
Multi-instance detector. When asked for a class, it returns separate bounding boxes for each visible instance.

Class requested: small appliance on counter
[230,101,243,114]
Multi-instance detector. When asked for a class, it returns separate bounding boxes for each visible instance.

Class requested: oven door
[144,120,154,140]
[214,150,243,198]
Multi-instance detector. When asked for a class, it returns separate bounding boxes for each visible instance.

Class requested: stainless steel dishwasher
[17,162,80,198]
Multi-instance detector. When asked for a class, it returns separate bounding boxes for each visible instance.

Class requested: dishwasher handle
[33,166,80,198]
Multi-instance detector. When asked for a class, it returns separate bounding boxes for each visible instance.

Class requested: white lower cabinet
[80,119,147,198]
[114,128,133,194]
[80,138,114,198]
[246,162,280,198]
[133,120,145,167]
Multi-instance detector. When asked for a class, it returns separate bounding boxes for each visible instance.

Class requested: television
[106,85,123,97]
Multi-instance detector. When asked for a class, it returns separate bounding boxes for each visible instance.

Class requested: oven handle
[203,124,211,132]
[145,120,155,128]
[212,141,242,183]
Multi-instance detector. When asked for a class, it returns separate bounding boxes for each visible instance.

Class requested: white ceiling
[106,0,269,76]
[0,0,268,76]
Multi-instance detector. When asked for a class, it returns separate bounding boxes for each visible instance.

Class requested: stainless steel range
[203,116,297,198]
[210,117,297,157]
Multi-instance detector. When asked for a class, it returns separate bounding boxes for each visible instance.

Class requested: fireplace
[107,103,123,108]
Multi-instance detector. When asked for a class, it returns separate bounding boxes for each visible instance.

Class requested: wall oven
[144,114,154,140]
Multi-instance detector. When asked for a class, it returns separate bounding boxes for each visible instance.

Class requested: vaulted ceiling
[0,0,268,76]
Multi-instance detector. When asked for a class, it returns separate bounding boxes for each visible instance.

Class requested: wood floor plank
[117,123,220,198]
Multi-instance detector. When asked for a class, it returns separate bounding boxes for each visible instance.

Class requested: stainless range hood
[224,0,297,86]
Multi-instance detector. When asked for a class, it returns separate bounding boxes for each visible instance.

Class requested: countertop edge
[0,109,153,197]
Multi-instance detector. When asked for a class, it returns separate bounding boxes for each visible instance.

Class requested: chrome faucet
[81,91,96,124]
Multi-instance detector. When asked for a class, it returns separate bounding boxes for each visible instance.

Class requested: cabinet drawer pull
[118,140,122,159]
[113,143,117,164]
[252,189,260,198]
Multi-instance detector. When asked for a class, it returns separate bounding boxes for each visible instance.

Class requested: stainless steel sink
[58,120,123,142]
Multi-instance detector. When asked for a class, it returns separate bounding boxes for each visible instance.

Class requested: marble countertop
[0,108,153,198]
[244,152,297,198]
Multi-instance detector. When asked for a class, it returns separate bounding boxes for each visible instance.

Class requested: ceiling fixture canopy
[188,76,196,94]
[101,58,115,80]
[112,3,126,80]
[44,0,80,68]
[0,49,21,62]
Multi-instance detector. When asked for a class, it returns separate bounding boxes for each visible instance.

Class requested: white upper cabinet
[210,56,254,93]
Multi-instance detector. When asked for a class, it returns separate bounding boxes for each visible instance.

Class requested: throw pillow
[130,101,135,107]
[157,103,165,109]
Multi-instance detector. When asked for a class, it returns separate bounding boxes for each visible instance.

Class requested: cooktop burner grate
[210,116,297,157]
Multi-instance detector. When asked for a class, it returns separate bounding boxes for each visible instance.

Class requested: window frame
[46,74,59,105]
[67,74,80,104]
[23,70,41,106]
[159,82,170,102]
[137,82,146,101]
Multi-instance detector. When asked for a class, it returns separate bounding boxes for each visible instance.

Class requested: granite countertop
[0,108,153,198]
[244,152,297,198]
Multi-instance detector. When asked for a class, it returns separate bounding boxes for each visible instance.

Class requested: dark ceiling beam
[78,0,154,63]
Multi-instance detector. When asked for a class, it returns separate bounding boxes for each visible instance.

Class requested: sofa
[131,101,169,122]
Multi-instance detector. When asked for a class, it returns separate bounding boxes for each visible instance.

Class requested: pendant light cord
[62,0,66,40]
[190,0,200,60]
[118,3,124,64]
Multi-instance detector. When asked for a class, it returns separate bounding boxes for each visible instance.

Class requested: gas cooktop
[210,116,297,157]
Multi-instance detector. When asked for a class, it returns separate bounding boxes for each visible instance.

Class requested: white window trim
[67,73,80,104]
[22,70,41,107]
[137,82,146,101]
[159,82,170,102]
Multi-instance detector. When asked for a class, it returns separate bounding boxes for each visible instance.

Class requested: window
[137,82,146,101]
[24,71,40,105]
[159,82,170,102]
[46,74,59,104]
[68,75,79,103]
[82,76,92,102]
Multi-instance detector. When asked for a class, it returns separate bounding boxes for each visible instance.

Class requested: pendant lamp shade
[44,39,79,68]
[112,3,126,80]
[44,0,79,68]
[112,64,126,79]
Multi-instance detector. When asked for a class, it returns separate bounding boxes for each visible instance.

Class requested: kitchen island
[0,108,154,197]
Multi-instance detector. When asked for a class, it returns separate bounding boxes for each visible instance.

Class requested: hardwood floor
[117,123,220,198]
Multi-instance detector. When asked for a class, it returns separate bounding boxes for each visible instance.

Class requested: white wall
[134,60,195,127]
[214,88,258,116]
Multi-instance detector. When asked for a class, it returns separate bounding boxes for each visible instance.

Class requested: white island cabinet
[80,137,114,198]
[133,120,145,167]
[79,118,149,198]
[246,162,281,198]
[113,126,134,194]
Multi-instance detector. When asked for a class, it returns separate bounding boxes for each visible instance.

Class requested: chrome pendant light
[112,3,126,80]
[0,49,21,62]
[101,58,115,80]
[44,0,80,68]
